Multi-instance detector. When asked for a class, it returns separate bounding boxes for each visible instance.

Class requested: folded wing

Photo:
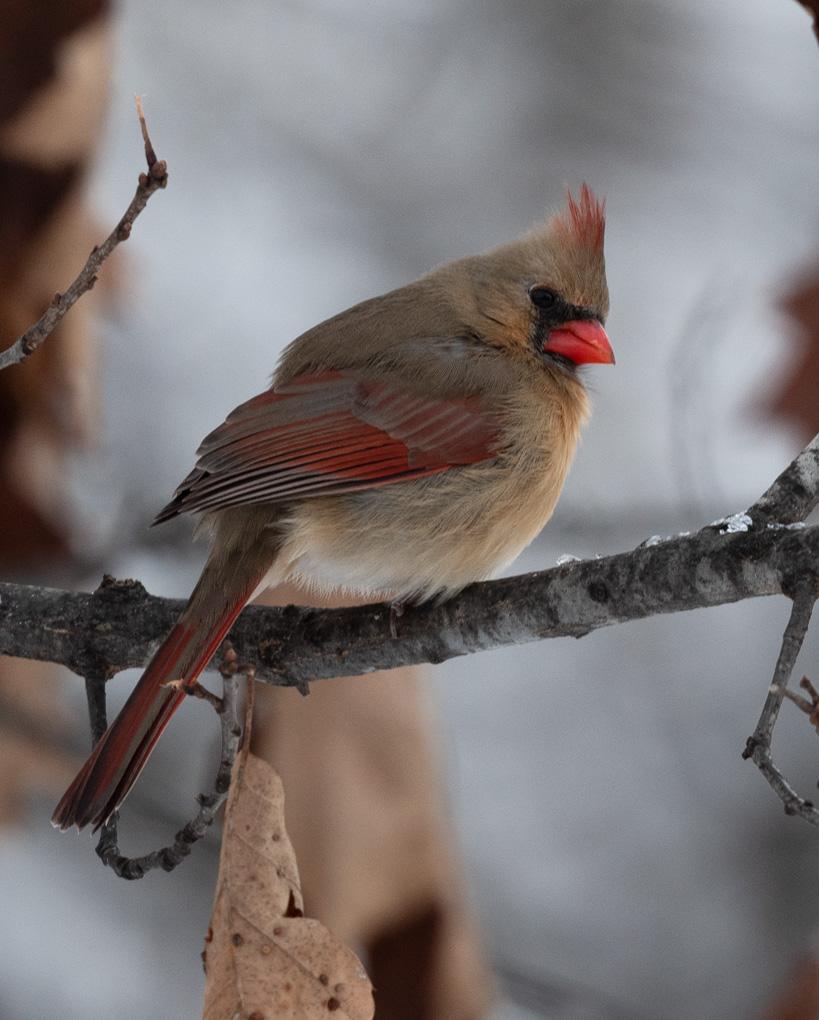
[154,370,499,523]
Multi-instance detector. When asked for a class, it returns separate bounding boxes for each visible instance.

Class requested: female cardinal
[53,185,613,831]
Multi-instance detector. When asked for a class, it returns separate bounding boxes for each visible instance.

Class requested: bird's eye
[529,287,558,309]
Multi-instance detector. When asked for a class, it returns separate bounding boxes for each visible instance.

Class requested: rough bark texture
[0,520,816,689]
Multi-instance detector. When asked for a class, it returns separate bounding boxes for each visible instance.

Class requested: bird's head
[460,184,613,371]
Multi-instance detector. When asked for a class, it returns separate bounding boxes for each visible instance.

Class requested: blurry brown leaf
[795,0,819,44]
[0,0,108,125]
[0,17,111,169]
[0,4,112,568]
[0,9,111,446]
[758,951,819,1020]
[203,750,374,1020]
[769,270,819,440]
[0,657,79,826]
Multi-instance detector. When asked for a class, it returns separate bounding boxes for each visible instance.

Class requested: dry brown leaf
[0,657,80,826]
[203,751,374,1020]
[253,583,494,1020]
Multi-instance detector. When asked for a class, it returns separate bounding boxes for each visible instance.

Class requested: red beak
[545,319,615,366]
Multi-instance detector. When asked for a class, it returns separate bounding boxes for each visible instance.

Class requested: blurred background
[0,1,818,1017]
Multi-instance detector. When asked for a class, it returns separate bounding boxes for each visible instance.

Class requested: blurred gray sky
[3,2,819,1018]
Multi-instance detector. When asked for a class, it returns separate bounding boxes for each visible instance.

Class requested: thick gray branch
[748,433,819,525]
[1,522,817,687]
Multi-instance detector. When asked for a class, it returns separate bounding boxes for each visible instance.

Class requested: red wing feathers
[154,370,499,523]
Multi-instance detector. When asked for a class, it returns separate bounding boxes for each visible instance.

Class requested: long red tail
[52,554,270,832]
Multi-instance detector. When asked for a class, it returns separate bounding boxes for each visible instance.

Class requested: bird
[52,184,613,832]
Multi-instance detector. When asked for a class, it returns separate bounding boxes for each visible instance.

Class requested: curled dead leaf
[203,752,374,1020]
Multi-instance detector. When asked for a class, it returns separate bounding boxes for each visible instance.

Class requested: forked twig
[87,645,255,880]
[743,585,819,823]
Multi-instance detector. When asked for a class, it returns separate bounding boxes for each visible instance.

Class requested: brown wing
[154,370,499,523]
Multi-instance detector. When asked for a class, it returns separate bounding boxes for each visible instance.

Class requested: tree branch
[748,433,819,525]
[0,506,816,689]
[0,96,167,373]
[742,586,819,822]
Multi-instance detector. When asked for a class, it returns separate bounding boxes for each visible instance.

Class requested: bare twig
[135,95,158,169]
[187,680,224,712]
[742,586,819,823]
[777,679,816,718]
[774,676,819,736]
[0,97,168,373]
[93,648,249,880]
[84,669,112,745]
[82,670,122,863]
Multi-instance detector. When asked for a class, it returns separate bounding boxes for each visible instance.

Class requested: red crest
[556,183,605,251]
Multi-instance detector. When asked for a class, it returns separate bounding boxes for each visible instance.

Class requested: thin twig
[94,648,250,880]
[135,95,158,169]
[83,669,112,745]
[777,684,815,716]
[82,669,122,858]
[0,96,168,373]
[742,586,819,823]
[774,676,819,734]
[186,680,224,712]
